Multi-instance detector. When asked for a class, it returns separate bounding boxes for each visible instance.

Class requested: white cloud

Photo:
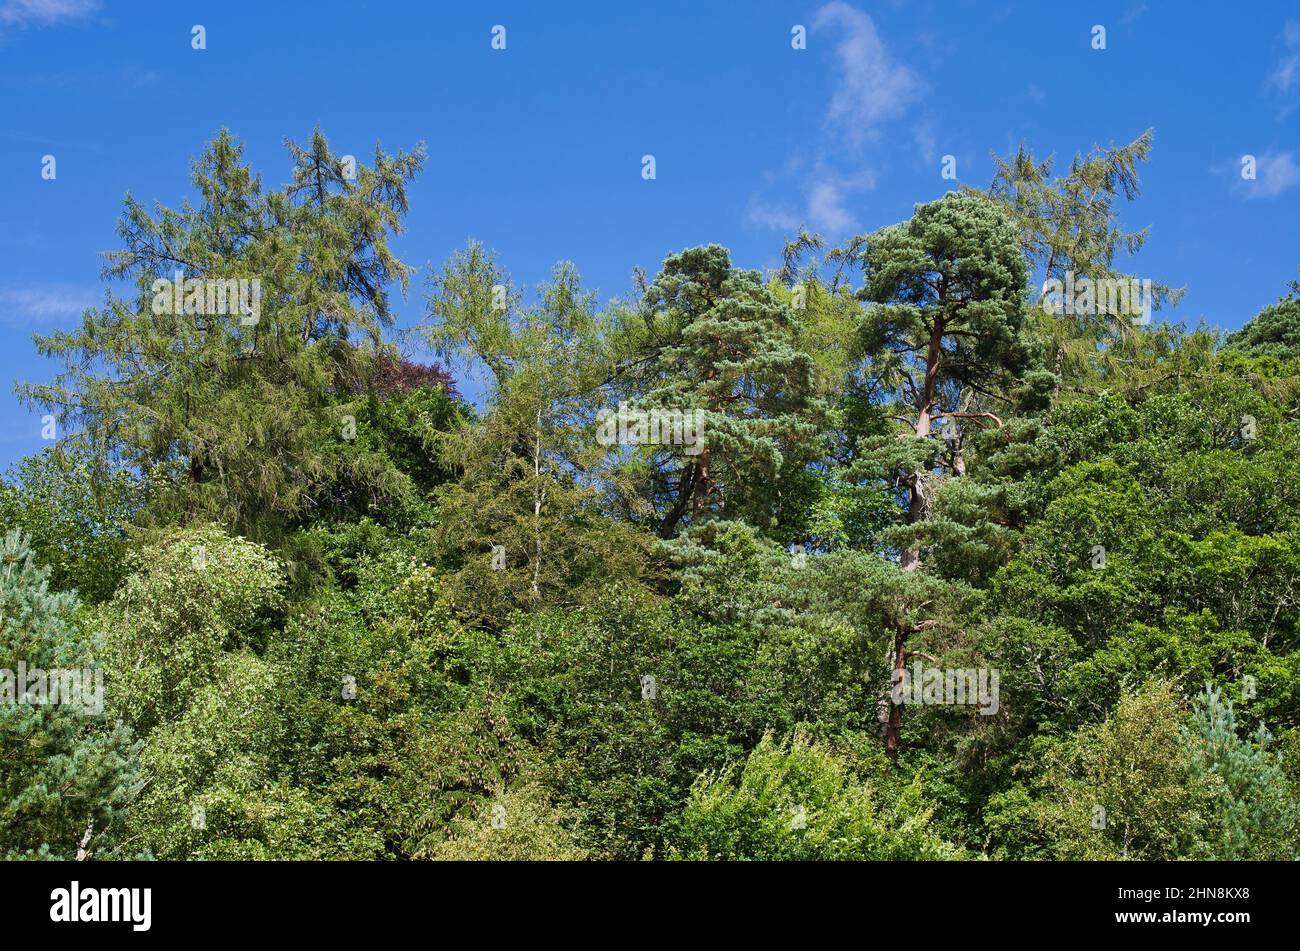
[747,199,799,232]
[806,180,858,233]
[1269,21,1300,93]
[0,285,99,324]
[812,1,920,147]
[749,165,875,237]
[1246,151,1300,198]
[0,0,100,27]
[914,124,937,164]
[745,4,915,238]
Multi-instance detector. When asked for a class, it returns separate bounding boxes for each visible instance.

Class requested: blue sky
[0,0,1297,469]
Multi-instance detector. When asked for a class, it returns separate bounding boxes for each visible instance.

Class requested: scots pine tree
[835,191,1035,754]
[1225,288,1300,361]
[614,245,824,537]
[840,190,1035,571]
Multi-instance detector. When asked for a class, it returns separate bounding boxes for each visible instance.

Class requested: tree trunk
[885,623,908,758]
[900,471,927,571]
[692,364,719,517]
[692,445,711,516]
[532,410,542,600]
[657,463,697,538]
[891,317,945,751]
[900,316,943,571]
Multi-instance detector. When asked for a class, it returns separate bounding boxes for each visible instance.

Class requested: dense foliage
[4,130,1298,861]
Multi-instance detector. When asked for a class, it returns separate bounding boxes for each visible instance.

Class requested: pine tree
[0,530,141,859]
[1187,684,1297,859]
[613,245,825,537]
[839,190,1035,571]
[1224,288,1300,361]
[834,191,1036,754]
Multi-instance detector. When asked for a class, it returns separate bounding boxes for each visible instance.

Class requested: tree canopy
[7,128,1299,863]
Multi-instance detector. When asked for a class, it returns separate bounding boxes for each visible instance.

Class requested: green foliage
[1027,681,1213,859]
[0,442,141,603]
[11,127,1300,863]
[1225,292,1300,361]
[0,530,142,860]
[671,729,959,860]
[423,245,651,625]
[976,129,1184,387]
[20,129,427,544]
[127,651,342,860]
[613,244,826,537]
[837,190,1036,569]
[1014,682,1298,860]
[100,525,284,734]
[1187,684,1298,859]
[431,783,587,861]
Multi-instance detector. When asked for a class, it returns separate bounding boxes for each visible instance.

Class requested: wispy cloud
[747,199,799,233]
[749,164,875,236]
[1244,151,1300,198]
[0,285,99,325]
[812,1,920,148]
[3,65,159,90]
[0,0,100,27]
[749,4,917,239]
[914,124,937,164]
[1121,3,1149,25]
[1269,21,1300,93]
[805,179,859,233]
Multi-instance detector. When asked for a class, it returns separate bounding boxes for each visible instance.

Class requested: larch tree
[19,129,425,542]
[976,129,1183,388]
[423,243,648,625]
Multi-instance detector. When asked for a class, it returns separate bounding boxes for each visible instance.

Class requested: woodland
[3,128,1298,861]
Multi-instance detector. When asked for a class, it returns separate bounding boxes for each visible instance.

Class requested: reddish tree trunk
[885,623,908,758]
